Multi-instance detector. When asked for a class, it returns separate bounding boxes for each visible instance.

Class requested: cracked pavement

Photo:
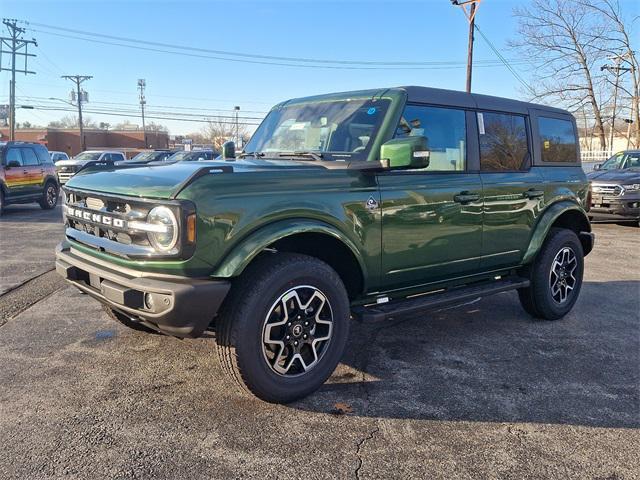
[0,203,638,479]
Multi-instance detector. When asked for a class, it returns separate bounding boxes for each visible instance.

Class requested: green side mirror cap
[380,136,430,169]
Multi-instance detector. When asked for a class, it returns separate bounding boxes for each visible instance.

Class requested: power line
[27,26,529,71]
[473,23,535,96]
[25,20,527,68]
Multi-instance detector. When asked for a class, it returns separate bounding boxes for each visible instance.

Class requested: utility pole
[0,19,37,141]
[61,74,92,151]
[601,53,631,153]
[234,106,240,146]
[451,0,481,93]
[138,79,147,147]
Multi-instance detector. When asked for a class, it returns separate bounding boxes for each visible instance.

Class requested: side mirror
[6,160,21,168]
[380,136,430,170]
[593,164,601,171]
[221,141,236,160]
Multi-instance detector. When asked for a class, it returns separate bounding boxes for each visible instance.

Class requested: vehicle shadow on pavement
[292,280,640,429]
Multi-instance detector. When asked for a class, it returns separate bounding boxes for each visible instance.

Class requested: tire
[518,228,584,320]
[38,181,58,210]
[101,304,159,334]
[215,252,350,403]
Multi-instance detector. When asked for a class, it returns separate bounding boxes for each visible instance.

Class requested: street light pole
[234,106,240,146]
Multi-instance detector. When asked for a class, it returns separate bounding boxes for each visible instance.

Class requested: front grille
[592,184,623,196]
[57,171,75,183]
[63,190,154,252]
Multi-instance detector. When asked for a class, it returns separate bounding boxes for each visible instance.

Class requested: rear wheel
[38,181,58,210]
[518,228,584,320]
[215,253,350,403]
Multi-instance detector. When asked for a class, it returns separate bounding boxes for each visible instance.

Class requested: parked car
[0,141,59,215]
[164,150,216,163]
[55,150,127,184]
[587,150,640,225]
[115,150,174,166]
[56,86,593,403]
[50,151,70,163]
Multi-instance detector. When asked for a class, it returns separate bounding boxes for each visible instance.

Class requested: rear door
[20,146,45,195]
[477,111,543,269]
[377,104,483,291]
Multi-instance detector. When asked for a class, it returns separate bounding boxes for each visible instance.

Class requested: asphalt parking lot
[0,203,638,479]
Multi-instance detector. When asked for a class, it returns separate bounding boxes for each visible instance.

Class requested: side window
[395,105,466,171]
[538,116,577,163]
[21,148,40,166]
[102,153,112,162]
[478,112,529,171]
[113,153,125,162]
[36,146,52,164]
[4,148,23,166]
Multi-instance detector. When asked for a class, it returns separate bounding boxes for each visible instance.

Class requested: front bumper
[590,194,640,221]
[55,244,230,338]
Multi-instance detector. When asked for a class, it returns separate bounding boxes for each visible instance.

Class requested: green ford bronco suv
[56,86,594,403]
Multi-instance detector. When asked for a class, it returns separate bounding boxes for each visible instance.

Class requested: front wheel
[215,253,350,403]
[518,228,584,320]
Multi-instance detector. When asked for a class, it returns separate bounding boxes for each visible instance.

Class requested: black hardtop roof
[399,85,570,116]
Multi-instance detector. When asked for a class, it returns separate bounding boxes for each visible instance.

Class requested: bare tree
[201,116,249,150]
[511,0,611,149]
[48,114,96,129]
[581,0,639,148]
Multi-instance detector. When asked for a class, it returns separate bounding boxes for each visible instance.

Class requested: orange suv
[0,141,60,215]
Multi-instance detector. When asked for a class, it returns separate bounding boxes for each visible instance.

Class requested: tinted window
[111,153,125,161]
[395,105,466,171]
[21,148,40,166]
[538,117,577,163]
[479,112,529,171]
[35,145,52,164]
[4,148,23,166]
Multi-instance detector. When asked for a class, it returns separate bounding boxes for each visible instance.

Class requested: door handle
[453,192,480,204]
[523,189,545,199]
[23,170,28,174]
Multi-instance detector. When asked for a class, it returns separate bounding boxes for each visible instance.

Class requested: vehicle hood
[64,158,326,198]
[56,158,92,167]
[587,168,640,184]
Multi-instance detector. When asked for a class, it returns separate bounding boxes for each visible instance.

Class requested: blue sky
[0,0,620,134]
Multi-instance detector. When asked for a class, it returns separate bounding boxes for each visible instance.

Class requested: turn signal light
[186,213,197,243]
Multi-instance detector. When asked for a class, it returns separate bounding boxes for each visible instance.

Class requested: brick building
[0,128,169,156]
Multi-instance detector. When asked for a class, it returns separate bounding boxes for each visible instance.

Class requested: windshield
[601,152,640,170]
[244,98,391,160]
[129,151,156,162]
[74,152,102,161]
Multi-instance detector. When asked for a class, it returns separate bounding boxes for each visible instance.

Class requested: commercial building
[0,128,169,156]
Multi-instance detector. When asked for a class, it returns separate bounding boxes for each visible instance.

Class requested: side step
[352,276,530,323]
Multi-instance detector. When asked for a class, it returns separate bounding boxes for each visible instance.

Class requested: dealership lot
[0,204,638,479]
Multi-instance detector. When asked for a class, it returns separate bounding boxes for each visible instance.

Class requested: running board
[352,276,530,323]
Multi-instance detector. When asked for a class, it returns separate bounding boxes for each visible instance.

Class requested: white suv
[55,150,126,184]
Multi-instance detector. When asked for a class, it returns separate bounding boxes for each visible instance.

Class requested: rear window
[538,116,577,163]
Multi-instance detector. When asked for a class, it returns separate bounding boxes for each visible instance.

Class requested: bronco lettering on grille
[65,206,126,228]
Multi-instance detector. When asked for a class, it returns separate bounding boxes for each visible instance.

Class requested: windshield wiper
[238,151,265,158]
[277,151,324,161]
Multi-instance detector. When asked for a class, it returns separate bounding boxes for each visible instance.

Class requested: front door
[476,111,543,269]
[2,147,32,199]
[377,104,483,292]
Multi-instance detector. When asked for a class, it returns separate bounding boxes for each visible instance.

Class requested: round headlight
[147,206,179,252]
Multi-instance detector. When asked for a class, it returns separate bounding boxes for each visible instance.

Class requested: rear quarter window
[538,116,578,163]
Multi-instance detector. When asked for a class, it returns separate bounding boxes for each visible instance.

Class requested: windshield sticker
[289,123,306,130]
[367,107,377,115]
